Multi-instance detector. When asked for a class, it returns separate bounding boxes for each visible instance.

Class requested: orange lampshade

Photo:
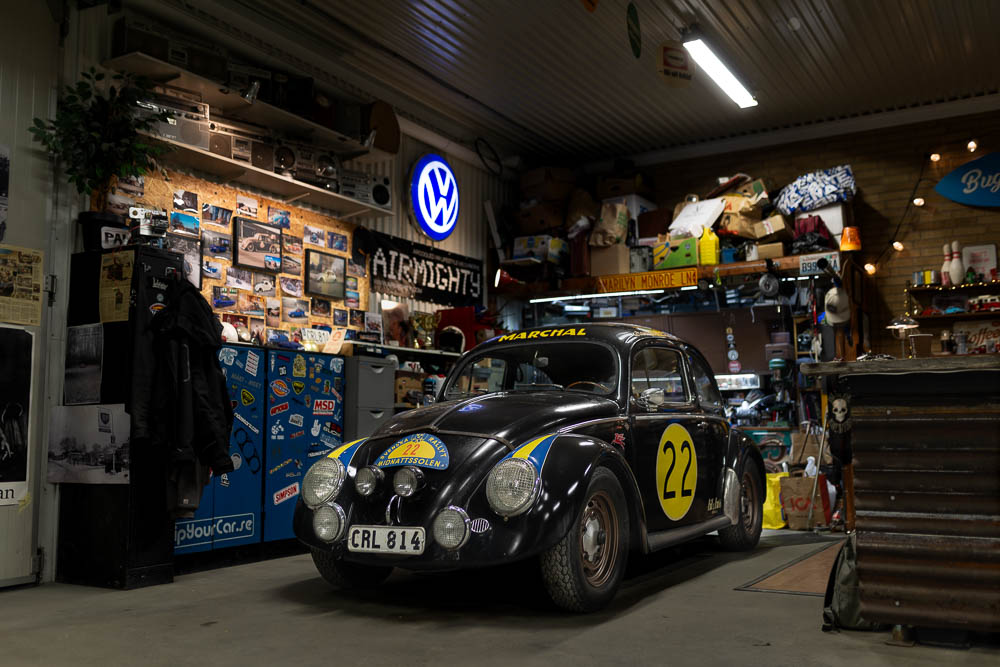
[840,226,862,251]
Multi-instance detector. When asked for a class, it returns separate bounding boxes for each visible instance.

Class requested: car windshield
[443,341,618,399]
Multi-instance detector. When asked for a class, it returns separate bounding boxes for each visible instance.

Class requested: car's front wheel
[540,467,629,612]
[718,457,764,551]
[311,548,392,589]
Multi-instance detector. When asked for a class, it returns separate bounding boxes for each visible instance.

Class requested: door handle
[370,410,385,419]
[370,366,385,374]
[697,421,710,431]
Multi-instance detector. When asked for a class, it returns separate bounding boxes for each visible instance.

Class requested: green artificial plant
[29,67,171,213]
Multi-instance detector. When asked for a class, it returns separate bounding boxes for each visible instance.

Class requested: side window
[687,353,723,412]
[630,347,687,412]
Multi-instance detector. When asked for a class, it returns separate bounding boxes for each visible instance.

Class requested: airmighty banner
[370,231,483,307]
[934,152,1000,207]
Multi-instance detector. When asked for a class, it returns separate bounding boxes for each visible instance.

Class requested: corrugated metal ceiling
[196,0,1000,162]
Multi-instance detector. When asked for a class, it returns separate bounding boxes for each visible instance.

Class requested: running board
[645,515,733,552]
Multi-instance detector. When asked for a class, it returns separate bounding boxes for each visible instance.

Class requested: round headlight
[393,467,425,497]
[486,458,540,517]
[433,506,470,550]
[313,503,346,543]
[302,458,346,508]
[354,466,383,497]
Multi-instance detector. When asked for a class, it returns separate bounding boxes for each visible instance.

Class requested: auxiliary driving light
[354,466,384,497]
[393,466,425,497]
[313,503,346,542]
[433,506,471,550]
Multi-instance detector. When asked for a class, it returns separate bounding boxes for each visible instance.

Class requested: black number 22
[662,440,694,500]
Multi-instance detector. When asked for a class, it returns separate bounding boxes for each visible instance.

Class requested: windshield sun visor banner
[370,231,482,307]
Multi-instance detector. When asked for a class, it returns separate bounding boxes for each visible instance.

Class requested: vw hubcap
[579,490,618,587]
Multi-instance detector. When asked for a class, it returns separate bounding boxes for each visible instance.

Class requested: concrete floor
[2,531,996,666]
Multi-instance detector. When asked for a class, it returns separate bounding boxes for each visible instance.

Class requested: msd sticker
[273,482,299,505]
[271,379,289,397]
[313,399,337,416]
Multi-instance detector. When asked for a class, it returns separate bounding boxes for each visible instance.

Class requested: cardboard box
[517,201,565,235]
[737,178,772,207]
[395,371,426,406]
[637,209,673,238]
[790,431,833,465]
[795,202,852,248]
[719,194,761,239]
[753,214,793,242]
[721,194,762,220]
[591,243,630,275]
[765,342,794,362]
[513,235,554,260]
[780,474,832,529]
[604,194,657,222]
[754,241,785,259]
[652,236,698,269]
[521,167,575,202]
[597,174,645,200]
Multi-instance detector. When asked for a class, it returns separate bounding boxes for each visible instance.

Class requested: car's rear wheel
[540,467,629,612]
[718,458,763,551]
[311,548,392,589]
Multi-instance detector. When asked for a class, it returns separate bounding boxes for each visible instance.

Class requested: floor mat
[736,539,845,597]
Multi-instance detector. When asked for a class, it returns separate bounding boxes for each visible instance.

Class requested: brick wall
[648,110,1000,354]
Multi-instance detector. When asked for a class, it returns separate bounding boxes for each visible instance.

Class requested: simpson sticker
[374,433,450,469]
[273,483,299,505]
[245,351,260,377]
[313,399,337,416]
[270,379,289,397]
[269,402,289,416]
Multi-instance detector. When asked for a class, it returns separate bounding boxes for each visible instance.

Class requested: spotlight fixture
[241,80,260,105]
[494,268,523,289]
[967,140,978,153]
[929,153,941,162]
[912,197,925,207]
[892,241,905,252]
[864,263,877,275]
[682,37,758,108]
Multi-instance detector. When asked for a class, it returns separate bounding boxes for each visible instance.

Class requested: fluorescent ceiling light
[682,38,758,109]
[529,289,665,304]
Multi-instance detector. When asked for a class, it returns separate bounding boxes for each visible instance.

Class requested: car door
[627,344,708,532]
[683,348,729,521]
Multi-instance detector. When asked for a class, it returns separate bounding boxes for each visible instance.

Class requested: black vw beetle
[294,323,765,611]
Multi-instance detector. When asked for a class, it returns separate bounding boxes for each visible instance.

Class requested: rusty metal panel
[847,373,1000,632]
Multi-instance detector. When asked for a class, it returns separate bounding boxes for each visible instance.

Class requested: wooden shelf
[106,52,374,156]
[907,282,1000,293]
[913,311,1000,322]
[501,257,544,267]
[145,134,389,219]
[352,342,461,358]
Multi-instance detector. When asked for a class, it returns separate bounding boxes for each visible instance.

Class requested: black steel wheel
[311,548,392,589]
[718,458,763,551]
[540,467,629,612]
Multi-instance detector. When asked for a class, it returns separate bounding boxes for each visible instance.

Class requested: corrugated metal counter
[802,356,1000,631]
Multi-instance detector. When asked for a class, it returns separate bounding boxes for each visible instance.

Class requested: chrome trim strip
[645,515,732,552]
[632,412,707,421]
[556,417,627,434]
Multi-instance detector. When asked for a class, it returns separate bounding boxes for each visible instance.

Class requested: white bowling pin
[949,240,965,286]
[941,243,952,287]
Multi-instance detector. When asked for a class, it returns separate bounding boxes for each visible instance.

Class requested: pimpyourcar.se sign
[934,152,1000,207]
[371,231,482,307]
[409,153,459,241]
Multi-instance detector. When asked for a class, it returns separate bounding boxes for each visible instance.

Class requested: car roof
[478,322,685,352]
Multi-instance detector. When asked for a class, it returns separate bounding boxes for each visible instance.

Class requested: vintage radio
[136,92,210,150]
[273,141,323,180]
[208,118,275,171]
[112,15,229,82]
[339,170,392,209]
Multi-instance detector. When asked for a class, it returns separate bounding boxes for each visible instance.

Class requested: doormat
[736,539,844,597]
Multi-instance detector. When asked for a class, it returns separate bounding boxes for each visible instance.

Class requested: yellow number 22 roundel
[655,423,698,520]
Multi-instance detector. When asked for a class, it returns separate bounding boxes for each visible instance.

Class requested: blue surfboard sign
[934,152,1000,207]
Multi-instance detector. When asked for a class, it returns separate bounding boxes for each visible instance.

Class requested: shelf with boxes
[106,52,394,219]
[906,280,1000,321]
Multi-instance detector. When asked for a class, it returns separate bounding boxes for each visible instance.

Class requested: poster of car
[282,234,302,255]
[173,189,198,214]
[310,298,330,318]
[333,308,348,326]
[279,276,302,297]
[202,259,222,279]
[236,195,258,218]
[265,298,281,327]
[202,230,232,261]
[0,326,32,505]
[349,309,365,328]
[252,272,275,296]
[226,266,252,290]
[47,404,130,485]
[202,203,233,226]
[233,217,282,272]
[303,225,325,246]
[327,231,348,252]
[165,234,201,289]
[169,211,201,238]
[283,254,302,276]
[281,297,309,324]
[64,324,103,405]
[305,249,345,299]
[268,206,291,229]
[238,292,266,317]
[212,286,239,310]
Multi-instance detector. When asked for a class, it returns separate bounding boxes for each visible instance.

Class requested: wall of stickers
[122,168,371,344]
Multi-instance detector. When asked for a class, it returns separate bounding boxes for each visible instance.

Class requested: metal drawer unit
[344,356,396,441]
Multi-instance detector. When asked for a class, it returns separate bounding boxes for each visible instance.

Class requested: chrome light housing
[486,458,540,517]
[393,466,425,497]
[432,506,470,550]
[312,503,347,543]
[354,466,384,497]
[302,457,346,508]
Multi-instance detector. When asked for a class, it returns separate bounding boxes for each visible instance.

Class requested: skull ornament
[829,394,852,433]
[832,399,848,422]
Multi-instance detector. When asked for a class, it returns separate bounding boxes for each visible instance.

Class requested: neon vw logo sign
[409,153,460,241]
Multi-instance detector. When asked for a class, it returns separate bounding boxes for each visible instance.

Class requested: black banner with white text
[370,231,483,307]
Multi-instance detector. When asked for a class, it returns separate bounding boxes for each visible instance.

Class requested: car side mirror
[636,387,667,411]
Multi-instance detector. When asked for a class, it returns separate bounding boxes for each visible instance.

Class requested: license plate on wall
[347,525,425,555]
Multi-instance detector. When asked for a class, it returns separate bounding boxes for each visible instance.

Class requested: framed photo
[305,249,346,299]
[202,203,233,226]
[333,308,348,326]
[202,229,232,261]
[311,298,331,318]
[233,217,282,272]
[165,233,201,289]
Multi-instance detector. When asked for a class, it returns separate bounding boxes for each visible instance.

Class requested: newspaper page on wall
[0,326,33,505]
[47,404,130,484]
[0,244,44,326]
[99,251,133,322]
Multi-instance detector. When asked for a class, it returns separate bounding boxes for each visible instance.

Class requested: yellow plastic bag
[763,472,788,529]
